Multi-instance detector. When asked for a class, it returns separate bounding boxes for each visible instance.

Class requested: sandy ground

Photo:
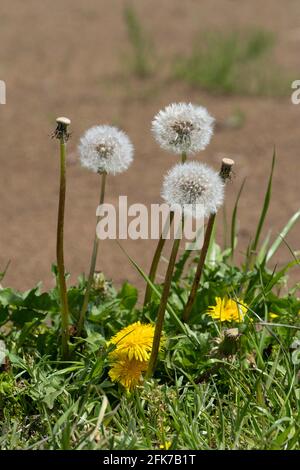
[0,0,300,296]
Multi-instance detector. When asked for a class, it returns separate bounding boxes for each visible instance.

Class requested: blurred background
[0,0,299,293]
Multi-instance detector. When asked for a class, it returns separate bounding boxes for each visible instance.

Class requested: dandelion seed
[207,297,248,322]
[109,321,157,362]
[161,161,224,219]
[108,356,148,390]
[78,125,134,175]
[152,102,214,155]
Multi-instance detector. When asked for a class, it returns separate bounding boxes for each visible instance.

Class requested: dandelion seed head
[78,125,134,175]
[152,102,214,155]
[161,161,224,218]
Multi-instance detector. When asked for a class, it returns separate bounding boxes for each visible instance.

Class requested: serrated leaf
[0,288,24,307]
[11,308,45,326]
[118,282,138,310]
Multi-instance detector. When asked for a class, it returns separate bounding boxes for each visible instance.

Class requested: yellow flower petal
[160,441,172,450]
[207,297,248,323]
[108,357,148,390]
[109,321,162,362]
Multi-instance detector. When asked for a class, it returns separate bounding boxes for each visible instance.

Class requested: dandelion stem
[182,158,234,323]
[55,117,71,359]
[143,212,174,307]
[77,172,107,335]
[182,214,216,323]
[143,152,186,307]
[146,222,182,378]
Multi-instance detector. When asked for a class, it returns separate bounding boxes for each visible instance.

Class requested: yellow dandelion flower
[269,312,279,319]
[207,297,248,323]
[108,356,148,390]
[159,441,172,450]
[109,321,156,362]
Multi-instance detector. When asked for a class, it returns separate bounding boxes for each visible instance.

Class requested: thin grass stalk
[77,172,107,334]
[230,178,246,262]
[55,117,71,359]
[246,151,275,269]
[146,221,183,378]
[143,152,186,307]
[182,158,234,323]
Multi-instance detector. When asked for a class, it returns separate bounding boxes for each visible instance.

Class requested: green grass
[121,13,291,97]
[0,258,299,449]
[123,5,154,78]
[0,156,300,450]
[174,30,289,96]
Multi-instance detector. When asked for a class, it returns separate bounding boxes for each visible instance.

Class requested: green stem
[143,212,174,307]
[143,152,186,307]
[182,158,234,323]
[182,213,216,323]
[57,139,69,359]
[77,172,107,335]
[146,224,182,379]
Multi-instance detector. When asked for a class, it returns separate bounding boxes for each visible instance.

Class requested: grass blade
[116,241,199,345]
[251,150,275,255]
[230,178,246,261]
[266,209,300,263]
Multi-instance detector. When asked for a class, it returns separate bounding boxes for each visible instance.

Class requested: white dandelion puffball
[78,125,134,175]
[162,161,224,219]
[152,102,214,155]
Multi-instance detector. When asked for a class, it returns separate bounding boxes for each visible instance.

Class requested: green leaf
[256,230,272,265]
[231,178,246,261]
[0,261,10,282]
[173,250,191,282]
[23,288,55,312]
[251,151,275,254]
[0,288,24,307]
[11,308,45,326]
[0,305,9,325]
[118,282,138,310]
[42,386,63,410]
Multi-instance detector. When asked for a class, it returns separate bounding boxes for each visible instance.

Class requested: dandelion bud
[161,161,224,219]
[218,328,241,356]
[152,102,214,155]
[78,125,134,175]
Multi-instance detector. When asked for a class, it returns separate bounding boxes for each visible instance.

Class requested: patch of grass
[123,5,154,78]
[174,29,288,96]
[0,257,299,449]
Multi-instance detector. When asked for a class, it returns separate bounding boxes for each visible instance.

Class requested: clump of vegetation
[123,5,154,78]
[174,30,289,96]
